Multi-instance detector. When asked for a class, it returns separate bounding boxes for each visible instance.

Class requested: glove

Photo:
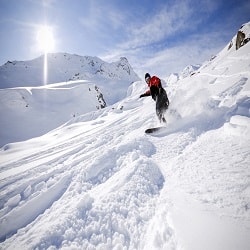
[139,94,145,98]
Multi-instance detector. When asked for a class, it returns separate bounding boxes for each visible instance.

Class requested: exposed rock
[236,30,245,50]
[95,85,106,109]
[228,22,250,51]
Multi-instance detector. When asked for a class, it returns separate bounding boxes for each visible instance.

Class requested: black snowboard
[145,127,165,134]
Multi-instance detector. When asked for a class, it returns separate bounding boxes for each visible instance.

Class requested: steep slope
[0,23,249,250]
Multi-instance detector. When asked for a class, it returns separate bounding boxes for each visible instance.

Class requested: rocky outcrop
[95,85,106,109]
[236,30,246,50]
[228,22,250,51]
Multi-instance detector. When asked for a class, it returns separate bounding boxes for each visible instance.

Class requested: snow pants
[155,88,169,122]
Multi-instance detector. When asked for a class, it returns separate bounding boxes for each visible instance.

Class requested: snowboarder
[140,73,169,123]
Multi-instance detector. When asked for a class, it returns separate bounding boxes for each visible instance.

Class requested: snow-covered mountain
[0,22,250,250]
[0,53,140,104]
[165,64,201,85]
[0,54,140,146]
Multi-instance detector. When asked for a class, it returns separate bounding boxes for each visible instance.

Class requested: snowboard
[145,127,165,134]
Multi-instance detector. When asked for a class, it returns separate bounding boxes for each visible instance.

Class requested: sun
[36,25,55,53]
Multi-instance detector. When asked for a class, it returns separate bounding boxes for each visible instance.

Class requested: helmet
[145,73,150,80]
[145,73,151,84]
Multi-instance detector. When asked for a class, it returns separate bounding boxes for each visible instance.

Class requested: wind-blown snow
[0,23,250,249]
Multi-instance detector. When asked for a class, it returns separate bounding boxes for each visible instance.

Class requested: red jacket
[143,76,162,96]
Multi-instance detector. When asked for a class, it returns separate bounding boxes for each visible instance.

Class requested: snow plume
[0,22,250,249]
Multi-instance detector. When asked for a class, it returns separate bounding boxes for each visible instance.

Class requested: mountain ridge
[0,53,140,88]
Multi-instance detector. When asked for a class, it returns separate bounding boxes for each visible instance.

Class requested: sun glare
[36,25,55,85]
[36,25,55,53]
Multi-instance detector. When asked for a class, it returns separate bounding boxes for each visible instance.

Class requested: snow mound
[224,115,250,136]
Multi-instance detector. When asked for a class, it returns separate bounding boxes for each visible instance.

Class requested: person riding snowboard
[140,73,169,123]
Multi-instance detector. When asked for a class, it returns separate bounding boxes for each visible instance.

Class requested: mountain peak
[0,53,140,89]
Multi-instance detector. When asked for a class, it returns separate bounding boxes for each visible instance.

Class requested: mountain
[179,64,201,78]
[0,22,250,249]
[165,64,201,85]
[0,54,140,146]
[0,53,140,104]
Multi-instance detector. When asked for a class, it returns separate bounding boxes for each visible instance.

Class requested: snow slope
[0,23,250,249]
[0,81,106,147]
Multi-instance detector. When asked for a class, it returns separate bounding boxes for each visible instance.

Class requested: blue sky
[0,0,249,78]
